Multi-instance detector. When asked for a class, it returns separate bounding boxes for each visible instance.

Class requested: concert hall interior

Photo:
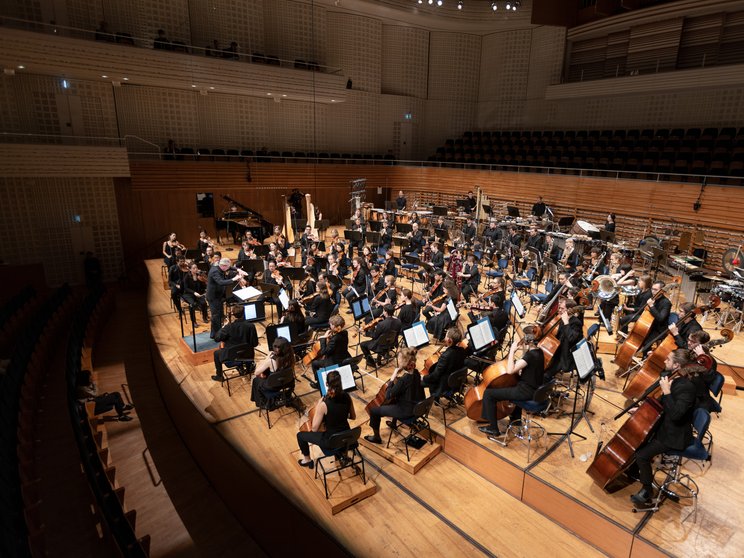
[4,1,744,557]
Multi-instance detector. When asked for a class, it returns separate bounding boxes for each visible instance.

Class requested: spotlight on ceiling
[428,0,434,4]
[457,0,463,8]
[437,0,443,5]
[491,2,498,10]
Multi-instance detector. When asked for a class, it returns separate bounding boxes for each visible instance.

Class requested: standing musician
[459,253,481,301]
[163,232,185,267]
[343,257,368,303]
[206,258,247,339]
[425,276,460,341]
[182,262,209,325]
[479,325,545,440]
[297,369,356,468]
[629,349,698,506]
[305,280,335,327]
[379,219,394,255]
[531,196,546,218]
[397,288,422,329]
[396,190,407,211]
[168,256,188,314]
[545,297,585,380]
[364,348,424,444]
[251,337,296,408]
[361,304,402,368]
[212,305,259,382]
[462,218,477,246]
[422,327,467,399]
[310,315,351,377]
[370,275,398,319]
[464,191,477,213]
[406,222,426,257]
[197,230,213,257]
[483,220,502,255]
[604,213,616,233]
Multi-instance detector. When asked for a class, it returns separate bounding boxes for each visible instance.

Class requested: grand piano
[216,195,274,242]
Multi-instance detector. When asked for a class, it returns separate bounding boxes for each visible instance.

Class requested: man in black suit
[361,305,402,368]
[531,196,546,218]
[206,258,244,339]
[429,242,444,270]
[667,302,702,349]
[406,222,425,257]
[212,305,259,381]
[462,218,476,246]
[422,327,467,398]
[396,190,407,211]
[483,220,502,254]
[630,349,698,506]
[640,280,673,354]
[311,315,351,377]
[464,191,477,213]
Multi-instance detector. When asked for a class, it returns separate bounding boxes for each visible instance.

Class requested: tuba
[592,275,617,301]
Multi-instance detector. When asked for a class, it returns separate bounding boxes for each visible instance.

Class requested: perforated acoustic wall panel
[326,12,382,94]
[195,93,269,149]
[267,98,325,153]
[380,95,425,158]
[381,25,429,99]
[64,0,103,32]
[0,177,123,285]
[264,0,327,65]
[427,32,481,102]
[325,91,380,154]
[188,0,265,56]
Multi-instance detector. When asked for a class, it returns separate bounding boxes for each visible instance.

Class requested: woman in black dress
[251,337,296,408]
[297,370,356,468]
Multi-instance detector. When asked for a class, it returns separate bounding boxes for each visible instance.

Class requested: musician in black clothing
[182,262,209,324]
[300,225,315,252]
[168,257,187,314]
[406,222,426,257]
[212,305,259,381]
[206,258,246,338]
[422,328,467,398]
[545,298,584,380]
[422,271,446,321]
[397,288,421,329]
[429,242,445,270]
[479,326,545,439]
[462,218,477,245]
[483,221,502,255]
[459,253,480,300]
[367,265,385,298]
[464,191,477,213]
[364,348,425,444]
[370,275,398,319]
[350,217,366,257]
[197,230,213,257]
[379,220,394,255]
[396,191,407,211]
[686,330,721,412]
[203,246,215,265]
[667,302,702,346]
[640,280,673,354]
[311,315,351,374]
[299,268,317,299]
[264,260,289,319]
[604,213,616,233]
[343,257,368,303]
[361,305,402,367]
[305,282,334,327]
[630,349,698,506]
[619,275,652,333]
[237,241,256,262]
[531,196,546,217]
[383,251,396,277]
[519,227,544,273]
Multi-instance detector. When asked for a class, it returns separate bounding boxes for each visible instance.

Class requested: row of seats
[165,148,396,163]
[65,289,150,558]
[1,285,72,558]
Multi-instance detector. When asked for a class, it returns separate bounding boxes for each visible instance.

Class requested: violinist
[459,253,480,301]
[422,327,467,399]
[168,256,188,313]
[163,232,185,267]
[212,305,259,382]
[197,230,213,257]
[274,252,290,268]
[361,246,375,271]
[367,265,385,299]
[383,251,396,277]
[351,217,366,257]
[425,276,460,341]
[305,280,335,327]
[629,349,698,506]
[370,275,398,319]
[300,225,315,253]
[297,369,356,468]
[264,225,283,246]
[311,315,351,376]
[237,240,255,262]
[203,245,215,265]
[343,257,368,303]
[182,262,209,325]
[333,243,350,276]
[361,304,402,368]
[264,260,288,319]
[406,222,425,257]
[483,277,506,309]
[304,243,319,268]
[281,299,307,336]
[545,297,584,380]
[326,253,341,278]
[251,337,296,409]
[479,325,545,440]
[298,268,317,299]
[206,258,247,339]
[422,271,446,321]
[244,231,261,247]
[397,288,422,329]
[364,348,424,444]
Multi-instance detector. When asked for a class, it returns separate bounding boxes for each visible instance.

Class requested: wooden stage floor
[146,258,744,558]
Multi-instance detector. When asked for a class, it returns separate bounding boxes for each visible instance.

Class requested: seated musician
[300,225,314,253]
[459,253,480,301]
[251,337,296,408]
[326,253,341,278]
[333,243,350,276]
[506,226,522,252]
[639,280,672,354]
[182,262,209,325]
[383,251,396,277]
[422,327,467,399]
[479,326,544,440]
[368,264,385,298]
[212,305,259,382]
[558,238,580,271]
[203,245,215,265]
[343,257,367,303]
[519,227,544,273]
[629,349,699,506]
[311,315,351,376]
[396,190,407,211]
[598,262,633,323]
[264,260,289,319]
[543,234,559,263]
[668,302,702,345]
[585,247,608,278]
[409,212,420,225]
[483,277,506,309]
[429,242,444,270]
[370,275,398,319]
[361,304,402,368]
[299,268,317,299]
[281,299,307,336]
[305,281,335,327]
[364,348,424,444]
[422,270,447,321]
[398,288,422,330]
[426,276,460,341]
[379,219,393,255]
[264,225,283,246]
[237,240,255,262]
[244,231,260,247]
[297,369,356,468]
[619,275,652,334]
[406,222,425,257]
[276,236,289,258]
[361,246,375,270]
[351,217,366,257]
[197,230,213,257]
[462,218,476,246]
[531,196,546,217]
[483,220,502,255]
[545,297,584,380]
[432,216,447,243]
[685,330,720,412]
[168,256,187,313]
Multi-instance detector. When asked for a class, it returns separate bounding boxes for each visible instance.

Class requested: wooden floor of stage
[146,258,744,558]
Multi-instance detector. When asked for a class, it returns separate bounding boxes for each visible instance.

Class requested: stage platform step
[359,423,442,475]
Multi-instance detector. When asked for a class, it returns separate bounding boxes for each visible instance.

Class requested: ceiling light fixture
[457,1,463,9]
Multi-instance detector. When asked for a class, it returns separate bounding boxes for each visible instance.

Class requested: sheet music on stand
[317,364,357,396]
[233,285,263,301]
[468,317,495,352]
[510,290,525,319]
[446,299,458,321]
[403,321,429,348]
[278,288,290,310]
[572,338,596,381]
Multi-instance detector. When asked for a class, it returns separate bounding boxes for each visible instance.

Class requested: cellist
[629,349,698,506]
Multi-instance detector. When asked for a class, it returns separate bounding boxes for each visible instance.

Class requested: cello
[614,278,680,371]
[622,297,720,400]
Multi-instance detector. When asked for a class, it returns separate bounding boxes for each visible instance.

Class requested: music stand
[253,244,270,258]
[344,219,355,230]
[558,217,575,231]
[434,228,449,242]
[507,206,520,218]
[259,282,281,324]
[365,231,381,249]
[433,205,448,216]
[266,323,293,347]
[402,254,421,291]
[395,222,413,235]
[393,236,410,258]
[368,221,382,232]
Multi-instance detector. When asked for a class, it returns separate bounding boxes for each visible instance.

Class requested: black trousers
[369,404,412,432]
[182,293,208,323]
[297,431,329,456]
[461,284,478,300]
[481,383,535,431]
[635,436,673,490]
[208,297,223,338]
[94,392,126,416]
[214,347,255,377]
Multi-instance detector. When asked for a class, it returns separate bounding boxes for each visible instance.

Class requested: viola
[362,316,383,333]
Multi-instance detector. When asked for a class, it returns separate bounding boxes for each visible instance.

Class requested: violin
[196,270,208,284]
[361,316,383,333]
